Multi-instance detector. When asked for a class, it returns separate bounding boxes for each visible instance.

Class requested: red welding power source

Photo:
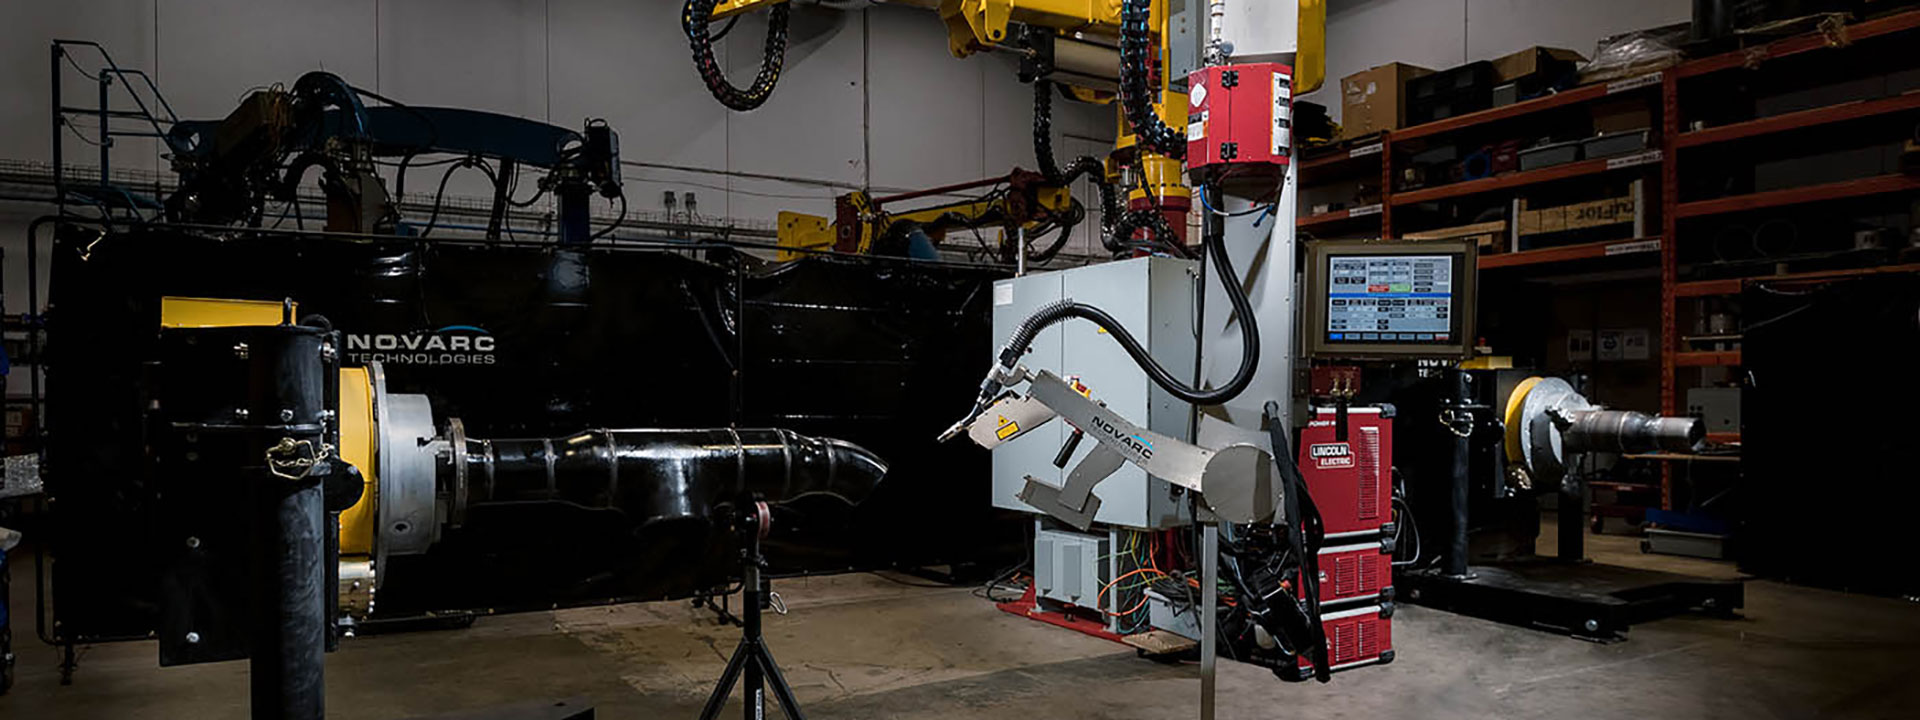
[1313,541,1394,607]
[1297,405,1394,539]
[1295,604,1395,676]
[1186,63,1293,171]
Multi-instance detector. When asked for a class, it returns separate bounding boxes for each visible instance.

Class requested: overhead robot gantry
[690,0,1327,264]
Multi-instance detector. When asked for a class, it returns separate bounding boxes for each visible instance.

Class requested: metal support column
[1445,370,1472,577]
[1558,471,1587,562]
[1199,522,1218,720]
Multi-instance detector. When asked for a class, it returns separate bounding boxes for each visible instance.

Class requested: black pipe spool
[447,427,889,527]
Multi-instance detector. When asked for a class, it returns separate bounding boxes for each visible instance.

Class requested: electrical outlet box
[1034,528,1110,607]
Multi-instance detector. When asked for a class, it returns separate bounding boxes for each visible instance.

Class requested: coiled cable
[1033,80,1122,235]
[684,0,789,111]
[988,184,1256,407]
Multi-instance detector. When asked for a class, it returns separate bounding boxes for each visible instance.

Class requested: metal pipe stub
[1562,410,1704,455]
[1505,376,1705,486]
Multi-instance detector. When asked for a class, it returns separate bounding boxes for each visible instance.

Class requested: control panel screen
[1324,254,1456,344]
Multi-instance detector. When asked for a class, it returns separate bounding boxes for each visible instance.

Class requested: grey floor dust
[4,520,1917,719]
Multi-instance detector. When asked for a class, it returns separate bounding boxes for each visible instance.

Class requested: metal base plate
[1399,560,1743,640]
[1642,529,1731,559]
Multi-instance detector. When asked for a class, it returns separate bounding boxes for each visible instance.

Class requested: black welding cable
[1025,200,1084,263]
[984,182,1256,408]
[418,159,475,238]
[1033,79,1121,233]
[591,193,628,242]
[708,14,741,42]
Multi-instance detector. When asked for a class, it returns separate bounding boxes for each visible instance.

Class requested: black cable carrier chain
[684,0,789,112]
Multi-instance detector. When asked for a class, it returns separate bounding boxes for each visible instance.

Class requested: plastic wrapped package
[1580,22,1690,83]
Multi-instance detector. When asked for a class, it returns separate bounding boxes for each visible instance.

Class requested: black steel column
[248,321,333,720]
[1558,470,1586,563]
[741,547,765,720]
[1445,370,1472,577]
[557,182,591,245]
[248,469,327,720]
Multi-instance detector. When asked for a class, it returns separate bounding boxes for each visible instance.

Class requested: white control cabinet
[989,256,1199,529]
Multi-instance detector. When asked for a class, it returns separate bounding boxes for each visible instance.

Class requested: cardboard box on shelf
[1517,193,1635,238]
[1339,62,1433,139]
[1591,98,1653,135]
[1563,195,1637,230]
[1490,46,1586,84]
[1517,205,1568,237]
[1403,220,1508,253]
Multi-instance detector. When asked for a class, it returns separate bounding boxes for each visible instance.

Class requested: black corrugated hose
[1032,80,1121,234]
[684,0,789,111]
[1118,0,1185,159]
[979,182,1257,408]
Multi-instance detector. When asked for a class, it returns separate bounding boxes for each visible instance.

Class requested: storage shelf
[1390,72,1664,144]
[1677,91,1920,148]
[1300,142,1384,177]
[1674,263,1920,296]
[1390,151,1662,206]
[1675,350,1741,367]
[1676,9,1920,79]
[1300,204,1382,230]
[1478,237,1661,269]
[1675,174,1920,218]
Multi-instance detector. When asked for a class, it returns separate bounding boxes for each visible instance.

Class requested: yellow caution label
[996,419,1020,440]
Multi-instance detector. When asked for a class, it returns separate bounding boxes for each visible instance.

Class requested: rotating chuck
[1503,377,1703,485]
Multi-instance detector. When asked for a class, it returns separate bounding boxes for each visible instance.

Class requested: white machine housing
[990,256,1199,529]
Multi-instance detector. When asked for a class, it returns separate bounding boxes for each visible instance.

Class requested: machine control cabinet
[989,257,1198,529]
[1187,63,1294,171]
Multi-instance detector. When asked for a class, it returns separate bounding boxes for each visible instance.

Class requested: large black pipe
[448,428,888,524]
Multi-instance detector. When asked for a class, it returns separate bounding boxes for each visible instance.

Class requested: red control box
[1297,405,1394,539]
[1186,63,1293,171]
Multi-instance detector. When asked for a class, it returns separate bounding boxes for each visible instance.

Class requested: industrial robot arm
[949,366,1336,681]
[950,365,1280,529]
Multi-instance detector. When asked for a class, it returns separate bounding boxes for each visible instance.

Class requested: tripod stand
[698,501,806,720]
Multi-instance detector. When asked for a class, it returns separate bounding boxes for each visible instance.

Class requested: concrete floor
[4,524,1919,719]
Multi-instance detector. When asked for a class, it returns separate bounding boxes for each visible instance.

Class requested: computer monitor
[1302,239,1478,360]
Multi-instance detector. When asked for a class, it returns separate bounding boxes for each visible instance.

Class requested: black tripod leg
[698,639,753,720]
[755,644,807,720]
[743,642,762,720]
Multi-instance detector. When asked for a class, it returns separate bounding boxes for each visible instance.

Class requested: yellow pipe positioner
[157,296,379,559]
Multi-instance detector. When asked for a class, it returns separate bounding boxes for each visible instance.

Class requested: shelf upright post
[1658,69,1682,511]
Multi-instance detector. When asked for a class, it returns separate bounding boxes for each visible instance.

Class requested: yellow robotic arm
[691,0,1324,259]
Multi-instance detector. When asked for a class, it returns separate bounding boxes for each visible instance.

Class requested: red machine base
[994,586,1127,643]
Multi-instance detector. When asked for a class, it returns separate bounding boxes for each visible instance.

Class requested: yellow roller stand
[159,296,291,328]
[1502,376,1544,463]
[336,367,378,556]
